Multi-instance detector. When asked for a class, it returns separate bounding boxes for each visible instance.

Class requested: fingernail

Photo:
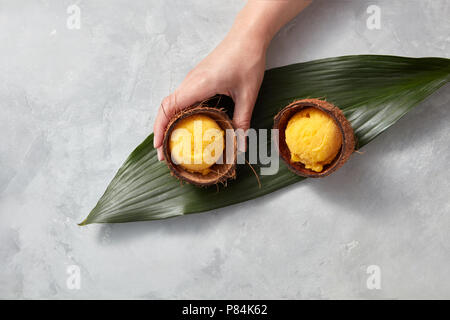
[157,148,163,161]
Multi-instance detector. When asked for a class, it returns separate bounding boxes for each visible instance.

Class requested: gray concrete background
[1,0,449,299]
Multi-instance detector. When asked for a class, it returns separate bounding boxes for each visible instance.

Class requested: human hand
[153,29,267,160]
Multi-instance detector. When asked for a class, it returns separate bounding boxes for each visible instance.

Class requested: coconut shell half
[273,98,355,178]
[162,106,237,187]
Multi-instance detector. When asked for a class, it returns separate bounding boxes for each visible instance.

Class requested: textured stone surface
[0,0,449,299]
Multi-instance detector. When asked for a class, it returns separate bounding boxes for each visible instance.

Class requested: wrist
[228,3,278,52]
[228,0,312,52]
[226,25,271,55]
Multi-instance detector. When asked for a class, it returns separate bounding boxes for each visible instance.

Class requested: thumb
[232,92,256,153]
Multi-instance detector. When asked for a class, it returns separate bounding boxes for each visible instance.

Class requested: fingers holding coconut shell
[273,99,356,178]
[153,80,220,159]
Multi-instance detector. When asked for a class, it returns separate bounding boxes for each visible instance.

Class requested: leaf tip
[78,218,89,226]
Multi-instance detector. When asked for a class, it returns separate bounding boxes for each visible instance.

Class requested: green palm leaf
[80,55,450,225]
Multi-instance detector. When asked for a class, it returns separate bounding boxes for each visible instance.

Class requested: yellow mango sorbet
[285,108,342,172]
[169,114,224,175]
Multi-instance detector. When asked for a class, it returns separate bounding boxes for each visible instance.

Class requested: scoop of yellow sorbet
[169,114,224,175]
[285,108,342,172]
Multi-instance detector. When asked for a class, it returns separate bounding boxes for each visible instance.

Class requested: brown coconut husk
[162,106,237,187]
[273,98,355,178]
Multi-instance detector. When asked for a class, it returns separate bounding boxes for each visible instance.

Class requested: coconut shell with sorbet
[163,106,237,187]
[273,98,356,178]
